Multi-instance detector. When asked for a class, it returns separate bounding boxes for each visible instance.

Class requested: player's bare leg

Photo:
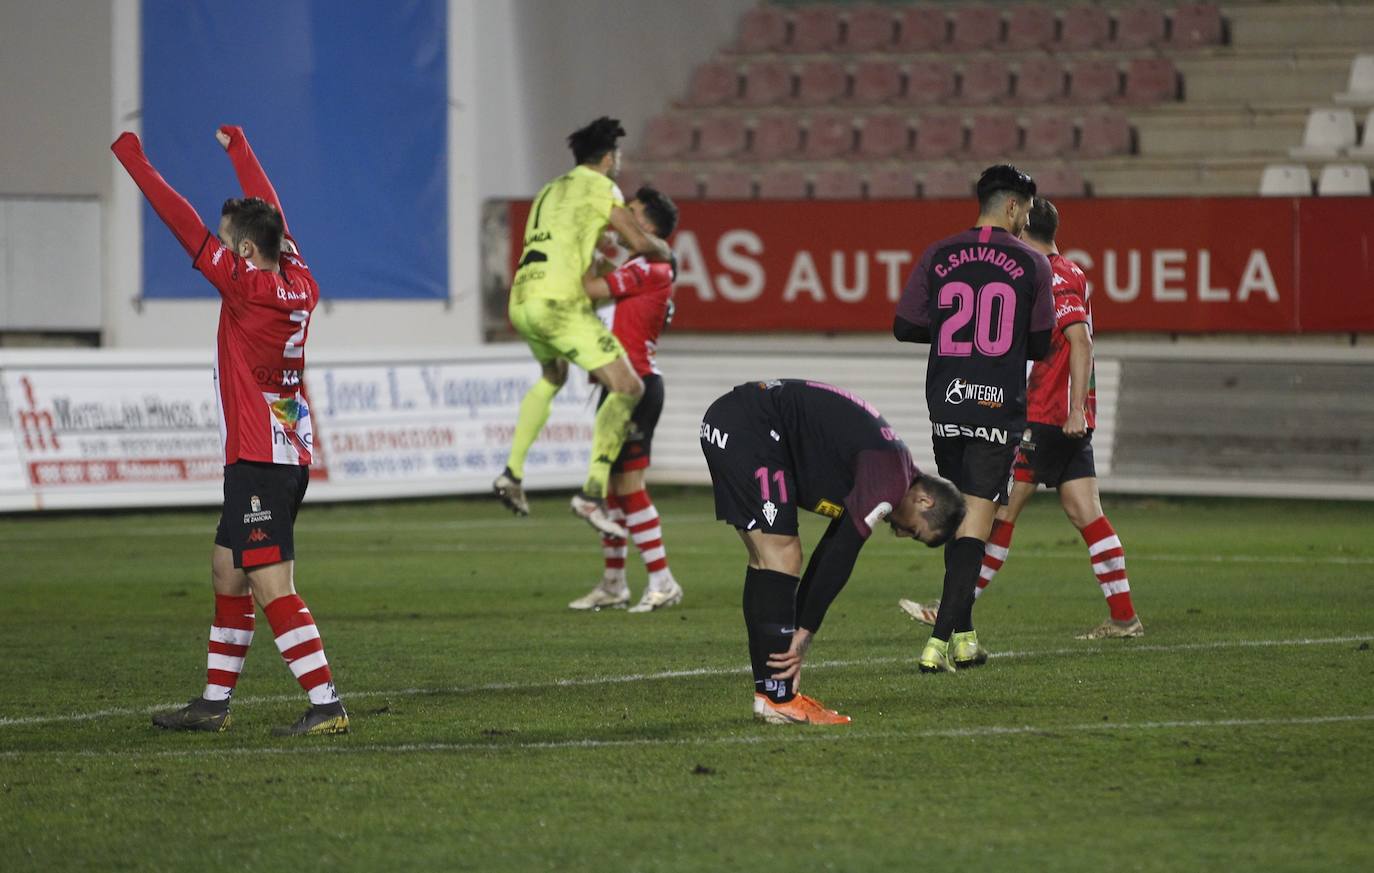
[571,356,641,537]
[613,468,683,613]
[1059,477,1143,639]
[498,359,568,516]
[921,496,997,673]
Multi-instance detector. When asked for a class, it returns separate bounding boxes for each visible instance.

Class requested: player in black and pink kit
[894,165,1054,673]
[700,380,965,724]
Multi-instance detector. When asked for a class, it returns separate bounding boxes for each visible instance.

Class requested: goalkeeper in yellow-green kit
[494,117,673,538]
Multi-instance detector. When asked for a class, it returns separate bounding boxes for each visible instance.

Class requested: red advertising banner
[504,197,1373,334]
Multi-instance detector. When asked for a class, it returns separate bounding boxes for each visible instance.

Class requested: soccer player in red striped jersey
[569,187,685,613]
[112,126,348,735]
[900,197,1143,639]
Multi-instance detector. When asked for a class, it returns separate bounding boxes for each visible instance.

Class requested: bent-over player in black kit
[700,380,965,724]
[894,164,1054,674]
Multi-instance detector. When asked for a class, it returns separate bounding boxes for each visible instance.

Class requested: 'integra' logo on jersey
[945,379,1004,408]
[933,423,1010,444]
[699,422,729,449]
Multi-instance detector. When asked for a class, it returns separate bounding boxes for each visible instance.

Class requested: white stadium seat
[1258,164,1312,196]
[1289,108,1358,159]
[1335,54,1374,106]
[1316,163,1372,196]
[1347,107,1374,157]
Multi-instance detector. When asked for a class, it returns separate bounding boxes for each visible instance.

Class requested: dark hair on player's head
[221,197,284,261]
[976,164,1037,212]
[914,474,967,548]
[1025,196,1059,245]
[633,186,679,237]
[568,116,626,166]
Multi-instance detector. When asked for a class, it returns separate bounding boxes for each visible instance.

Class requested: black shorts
[601,373,664,473]
[700,391,799,536]
[1014,423,1097,488]
[931,423,1020,503]
[214,460,310,569]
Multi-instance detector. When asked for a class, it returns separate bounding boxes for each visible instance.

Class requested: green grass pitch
[1,489,1372,871]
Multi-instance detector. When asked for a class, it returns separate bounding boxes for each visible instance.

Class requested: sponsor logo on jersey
[244,494,273,524]
[276,287,310,302]
[813,499,844,518]
[945,378,1005,409]
[933,422,1010,444]
[699,422,729,449]
[762,500,778,526]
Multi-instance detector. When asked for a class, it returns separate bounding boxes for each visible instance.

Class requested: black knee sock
[743,567,799,703]
[931,537,987,642]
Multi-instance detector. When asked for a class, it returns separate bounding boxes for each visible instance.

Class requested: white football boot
[628,580,683,613]
[568,578,630,611]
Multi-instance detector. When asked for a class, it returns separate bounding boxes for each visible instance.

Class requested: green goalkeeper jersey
[511,165,624,305]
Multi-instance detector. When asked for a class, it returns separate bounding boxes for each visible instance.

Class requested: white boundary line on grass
[2,633,1370,730]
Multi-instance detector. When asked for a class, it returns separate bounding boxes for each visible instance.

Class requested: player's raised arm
[607,205,671,263]
[111,132,213,259]
[216,125,290,236]
[584,258,669,301]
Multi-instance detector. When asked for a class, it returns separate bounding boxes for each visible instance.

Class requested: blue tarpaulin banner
[140,0,447,300]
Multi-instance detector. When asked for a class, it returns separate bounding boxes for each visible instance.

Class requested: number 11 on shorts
[754,467,789,504]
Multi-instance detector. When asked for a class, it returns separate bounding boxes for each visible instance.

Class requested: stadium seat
[843,5,897,52]
[903,60,957,105]
[1335,55,1374,105]
[741,61,794,106]
[960,59,1012,105]
[702,169,754,200]
[750,115,803,159]
[913,115,966,159]
[950,6,1003,51]
[1004,5,1057,51]
[1110,3,1167,49]
[848,60,902,105]
[896,7,949,51]
[648,170,700,200]
[1120,58,1180,104]
[1077,112,1133,157]
[968,114,1021,159]
[694,115,747,159]
[642,115,693,159]
[1288,108,1358,158]
[1258,164,1313,196]
[804,113,856,160]
[1022,114,1075,158]
[796,60,848,105]
[867,167,917,199]
[736,6,788,53]
[1033,165,1088,197]
[1067,59,1121,104]
[1349,107,1374,157]
[686,61,739,107]
[922,167,974,199]
[787,6,841,53]
[857,113,912,158]
[1013,57,1067,105]
[1055,5,1111,50]
[812,168,864,200]
[1316,163,1371,196]
[1169,4,1224,47]
[757,169,809,199]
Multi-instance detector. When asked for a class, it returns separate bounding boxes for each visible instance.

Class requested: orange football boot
[753,693,852,725]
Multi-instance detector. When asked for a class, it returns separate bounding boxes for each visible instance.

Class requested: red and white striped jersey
[597,256,674,377]
[1025,252,1096,430]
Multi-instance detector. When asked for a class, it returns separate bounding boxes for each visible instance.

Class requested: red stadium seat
[1111,3,1166,50]
[1022,114,1075,158]
[950,6,1004,51]
[896,7,949,51]
[1005,5,1057,51]
[648,170,700,200]
[737,6,788,53]
[960,59,1012,105]
[1032,165,1088,198]
[1014,57,1066,104]
[857,113,912,159]
[1077,112,1133,157]
[913,114,966,159]
[788,6,842,53]
[642,115,693,159]
[757,169,808,199]
[1169,4,1224,47]
[1121,57,1179,104]
[702,169,754,200]
[1066,59,1121,103]
[804,113,856,160]
[922,167,974,199]
[968,114,1021,160]
[686,61,739,107]
[1055,5,1111,50]
[844,5,897,52]
[813,168,864,200]
[867,167,917,199]
[902,60,958,105]
[694,115,747,159]
[741,61,794,107]
[750,115,803,159]
[848,60,902,105]
[796,60,848,105]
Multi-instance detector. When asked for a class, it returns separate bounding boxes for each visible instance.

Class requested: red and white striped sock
[203,593,255,702]
[974,519,1016,600]
[264,594,339,706]
[1082,516,1136,621]
[601,494,628,585]
[620,488,674,590]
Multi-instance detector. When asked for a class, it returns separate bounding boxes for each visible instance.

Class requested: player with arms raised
[112,126,347,735]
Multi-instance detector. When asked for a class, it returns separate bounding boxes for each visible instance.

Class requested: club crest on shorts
[762,500,778,526]
[243,494,273,524]
[250,495,262,513]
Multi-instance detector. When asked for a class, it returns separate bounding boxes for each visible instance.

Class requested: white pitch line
[1,633,1370,729]
[2,712,1371,762]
